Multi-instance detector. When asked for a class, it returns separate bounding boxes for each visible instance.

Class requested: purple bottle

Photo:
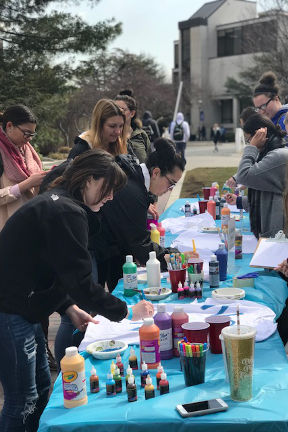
[154,304,173,360]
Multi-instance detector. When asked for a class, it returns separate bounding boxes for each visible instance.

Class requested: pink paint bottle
[171,306,189,357]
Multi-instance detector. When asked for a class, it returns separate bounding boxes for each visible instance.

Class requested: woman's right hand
[226,177,237,188]
[131,300,154,321]
[225,193,237,205]
[18,171,47,193]
[275,259,288,277]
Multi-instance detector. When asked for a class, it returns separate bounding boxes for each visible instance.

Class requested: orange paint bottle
[139,317,160,369]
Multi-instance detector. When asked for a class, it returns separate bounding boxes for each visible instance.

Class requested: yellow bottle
[60,346,88,408]
[150,223,160,245]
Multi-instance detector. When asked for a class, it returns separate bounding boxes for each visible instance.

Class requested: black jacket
[0,188,127,323]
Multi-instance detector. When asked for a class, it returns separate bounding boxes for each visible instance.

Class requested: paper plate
[212,287,245,300]
[200,227,219,233]
[144,286,172,301]
[86,340,128,360]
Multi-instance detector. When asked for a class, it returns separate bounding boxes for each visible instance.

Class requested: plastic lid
[126,367,132,375]
[173,305,183,313]
[141,361,148,371]
[65,346,78,357]
[91,366,96,375]
[149,251,156,259]
[143,317,154,326]
[128,375,135,385]
[157,365,163,373]
[178,281,183,289]
[218,243,225,249]
[116,353,121,361]
[146,375,152,385]
[210,254,217,261]
[161,372,167,380]
[209,196,213,200]
[107,373,113,379]
[126,255,133,263]
[157,303,166,313]
[221,325,256,340]
[150,223,157,230]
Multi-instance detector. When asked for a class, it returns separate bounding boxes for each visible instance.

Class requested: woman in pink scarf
[0,104,45,231]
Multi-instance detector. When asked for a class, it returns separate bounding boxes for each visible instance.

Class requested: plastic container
[184,201,191,217]
[90,366,99,393]
[150,223,160,245]
[156,364,164,390]
[128,347,138,370]
[171,306,189,357]
[158,222,166,247]
[215,243,228,281]
[154,304,173,360]
[209,254,220,288]
[140,361,149,387]
[159,372,170,395]
[235,229,243,259]
[127,375,137,402]
[106,373,116,397]
[116,353,124,376]
[145,374,155,399]
[221,203,230,232]
[60,346,87,408]
[207,196,216,220]
[123,255,137,297]
[146,251,161,288]
[139,317,160,369]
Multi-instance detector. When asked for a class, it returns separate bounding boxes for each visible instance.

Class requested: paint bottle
[146,251,161,288]
[116,354,124,377]
[127,375,137,402]
[110,360,116,374]
[123,255,137,297]
[209,254,220,288]
[220,197,226,214]
[113,367,122,394]
[106,373,116,397]
[195,281,202,299]
[145,375,155,400]
[139,317,160,369]
[177,281,184,300]
[60,346,87,408]
[125,367,134,389]
[171,306,189,357]
[128,347,138,370]
[235,229,243,259]
[158,222,166,247]
[159,372,170,395]
[90,366,99,393]
[221,203,230,232]
[140,361,149,387]
[183,283,189,298]
[215,243,228,281]
[154,304,173,360]
[189,283,196,298]
[192,206,198,215]
[150,223,160,245]
[156,364,164,390]
[184,201,191,217]
[207,196,216,220]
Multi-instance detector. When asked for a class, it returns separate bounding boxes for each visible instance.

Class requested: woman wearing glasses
[0,105,46,231]
[96,138,184,292]
[253,72,288,133]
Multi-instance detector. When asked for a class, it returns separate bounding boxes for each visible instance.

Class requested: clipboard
[250,231,288,269]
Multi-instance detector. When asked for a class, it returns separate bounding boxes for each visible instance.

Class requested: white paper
[250,239,288,268]
[161,213,216,234]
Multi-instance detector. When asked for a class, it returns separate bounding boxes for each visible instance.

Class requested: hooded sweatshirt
[170,112,190,143]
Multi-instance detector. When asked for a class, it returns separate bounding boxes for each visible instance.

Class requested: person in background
[211,123,221,152]
[142,110,160,147]
[0,149,153,432]
[225,113,288,238]
[170,112,190,164]
[96,138,185,292]
[114,94,151,163]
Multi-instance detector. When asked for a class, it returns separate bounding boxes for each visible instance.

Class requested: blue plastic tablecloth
[39,198,288,432]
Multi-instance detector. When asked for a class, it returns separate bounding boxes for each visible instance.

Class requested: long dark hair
[50,149,127,204]
[146,138,185,175]
[1,105,37,131]
[115,94,142,130]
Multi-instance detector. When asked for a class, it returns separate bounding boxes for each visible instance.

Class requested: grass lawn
[180,167,238,198]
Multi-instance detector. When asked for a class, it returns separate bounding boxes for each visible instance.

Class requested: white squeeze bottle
[146,251,161,287]
[60,346,87,408]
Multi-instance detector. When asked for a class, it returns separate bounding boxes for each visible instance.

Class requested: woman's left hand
[249,127,267,150]
[274,259,288,277]
[65,304,99,332]
[148,203,159,220]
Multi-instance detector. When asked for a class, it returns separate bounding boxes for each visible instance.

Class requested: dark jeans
[0,313,51,432]
[175,141,186,164]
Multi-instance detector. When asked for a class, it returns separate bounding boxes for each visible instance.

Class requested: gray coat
[235,145,288,238]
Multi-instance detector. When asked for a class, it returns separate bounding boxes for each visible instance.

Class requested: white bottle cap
[91,366,96,375]
[161,372,167,380]
[143,317,154,326]
[107,373,113,380]
[116,353,121,361]
[196,282,201,289]
[126,255,133,263]
[178,281,183,289]
[157,364,163,373]
[141,361,148,371]
[146,375,152,385]
[115,368,120,375]
[130,347,136,355]
[173,305,184,313]
[126,367,132,375]
[128,375,135,385]
[149,251,156,259]
[224,203,228,207]
[209,196,213,200]
[210,254,217,261]
[235,229,240,234]
[157,303,166,313]
[218,243,225,249]
[150,223,157,230]
[65,346,78,357]
[185,201,190,204]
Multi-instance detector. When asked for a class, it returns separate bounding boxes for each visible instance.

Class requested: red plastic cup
[199,200,208,214]
[205,315,231,354]
[168,268,186,293]
[202,187,211,200]
[181,322,210,343]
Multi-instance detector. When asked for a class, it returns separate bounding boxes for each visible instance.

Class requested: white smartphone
[176,398,228,418]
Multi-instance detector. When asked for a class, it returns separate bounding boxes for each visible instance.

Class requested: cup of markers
[167,253,186,293]
[178,341,208,387]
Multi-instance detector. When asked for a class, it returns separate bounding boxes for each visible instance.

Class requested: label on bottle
[62,370,87,401]
[215,203,220,217]
[115,378,122,393]
[140,339,160,364]
[127,386,137,402]
[145,388,155,399]
[172,326,184,349]
[106,383,116,396]
[129,357,138,370]
[235,237,243,259]
[184,204,191,217]
[160,235,165,247]
[141,372,149,387]
[90,378,99,393]
[221,214,230,226]
[159,328,172,351]
[123,273,137,289]
[160,382,169,395]
[209,262,219,288]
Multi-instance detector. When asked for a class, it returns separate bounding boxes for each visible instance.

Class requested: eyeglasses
[254,98,273,112]
[16,125,37,139]
[165,175,177,190]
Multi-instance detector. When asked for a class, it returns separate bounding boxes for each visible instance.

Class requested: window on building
[220,99,233,123]
[174,43,179,69]
[181,28,190,74]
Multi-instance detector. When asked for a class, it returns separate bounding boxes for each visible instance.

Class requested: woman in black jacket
[0,150,153,432]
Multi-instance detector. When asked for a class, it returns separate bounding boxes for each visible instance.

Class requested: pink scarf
[0,127,42,183]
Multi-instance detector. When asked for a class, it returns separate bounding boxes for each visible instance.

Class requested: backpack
[173,122,184,141]
[142,123,154,142]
